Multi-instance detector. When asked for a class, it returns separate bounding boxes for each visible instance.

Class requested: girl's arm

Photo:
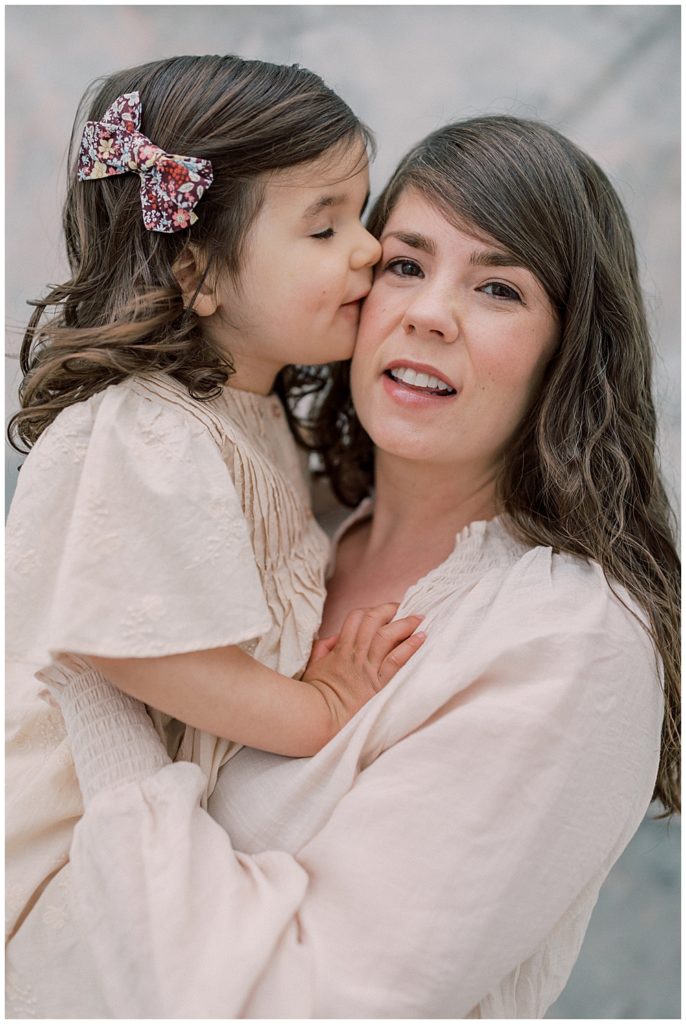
[79,603,424,757]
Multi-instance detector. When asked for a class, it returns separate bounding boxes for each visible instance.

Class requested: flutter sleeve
[6,382,272,667]
[63,564,663,1018]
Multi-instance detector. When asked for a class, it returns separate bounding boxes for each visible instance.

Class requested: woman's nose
[351,229,382,270]
[401,289,459,344]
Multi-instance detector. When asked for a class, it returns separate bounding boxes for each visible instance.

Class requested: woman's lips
[380,360,458,406]
[381,369,459,407]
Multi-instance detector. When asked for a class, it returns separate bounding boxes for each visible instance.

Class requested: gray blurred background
[5,5,680,1018]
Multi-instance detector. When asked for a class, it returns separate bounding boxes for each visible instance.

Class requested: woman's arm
[62,603,662,1018]
[80,604,424,757]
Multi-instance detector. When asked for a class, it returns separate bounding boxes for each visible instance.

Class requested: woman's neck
[317,452,499,634]
[365,451,500,559]
[320,453,500,637]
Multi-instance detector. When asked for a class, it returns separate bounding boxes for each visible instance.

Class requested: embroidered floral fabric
[78,91,213,232]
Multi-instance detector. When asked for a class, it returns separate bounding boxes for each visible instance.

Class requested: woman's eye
[480,281,522,302]
[312,227,336,240]
[386,258,423,278]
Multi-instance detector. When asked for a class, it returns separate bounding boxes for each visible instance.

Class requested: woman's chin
[362,419,446,464]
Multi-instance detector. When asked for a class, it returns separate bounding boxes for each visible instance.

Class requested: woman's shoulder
[510,537,650,642]
[430,516,655,658]
[390,524,662,766]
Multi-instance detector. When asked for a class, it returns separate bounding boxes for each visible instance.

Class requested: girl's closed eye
[312,227,336,240]
[479,280,523,302]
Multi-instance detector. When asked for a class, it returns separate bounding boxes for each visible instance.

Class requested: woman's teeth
[387,367,456,394]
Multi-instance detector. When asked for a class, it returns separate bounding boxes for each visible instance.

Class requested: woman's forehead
[384,188,512,254]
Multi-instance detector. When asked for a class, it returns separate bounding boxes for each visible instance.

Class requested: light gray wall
[5,6,680,1018]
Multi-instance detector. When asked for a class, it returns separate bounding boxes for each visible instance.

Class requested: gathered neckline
[329,497,530,593]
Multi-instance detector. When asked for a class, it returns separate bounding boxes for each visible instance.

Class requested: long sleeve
[66,587,663,1018]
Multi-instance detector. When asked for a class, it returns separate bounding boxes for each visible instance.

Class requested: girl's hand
[302,603,426,737]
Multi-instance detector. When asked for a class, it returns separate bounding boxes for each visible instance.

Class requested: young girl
[5,55,424,940]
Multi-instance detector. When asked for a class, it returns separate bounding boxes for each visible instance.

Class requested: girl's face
[206,142,381,394]
[350,189,559,478]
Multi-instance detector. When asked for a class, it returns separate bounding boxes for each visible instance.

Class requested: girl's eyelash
[312,227,336,240]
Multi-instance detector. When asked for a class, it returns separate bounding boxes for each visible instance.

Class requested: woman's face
[350,189,560,477]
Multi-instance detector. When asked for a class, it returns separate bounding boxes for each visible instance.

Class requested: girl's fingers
[378,631,427,686]
[335,608,367,649]
[306,634,340,668]
[351,602,402,652]
[367,613,424,668]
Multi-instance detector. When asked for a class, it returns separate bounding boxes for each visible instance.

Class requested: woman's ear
[173,246,218,317]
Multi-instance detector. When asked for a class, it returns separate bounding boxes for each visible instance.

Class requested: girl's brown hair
[313,116,680,816]
[9,54,373,449]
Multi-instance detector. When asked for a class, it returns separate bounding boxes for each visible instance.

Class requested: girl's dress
[5,371,329,940]
[5,512,663,1018]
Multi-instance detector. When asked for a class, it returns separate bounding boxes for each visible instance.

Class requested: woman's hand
[302,603,425,737]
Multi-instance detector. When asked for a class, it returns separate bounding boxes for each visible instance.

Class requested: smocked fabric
[5,513,663,1018]
[5,371,329,941]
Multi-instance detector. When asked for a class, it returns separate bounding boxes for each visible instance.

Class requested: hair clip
[77,91,213,233]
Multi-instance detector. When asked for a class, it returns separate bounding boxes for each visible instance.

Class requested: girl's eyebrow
[303,194,345,219]
[303,190,371,220]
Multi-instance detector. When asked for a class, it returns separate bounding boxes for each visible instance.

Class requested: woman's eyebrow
[382,230,436,255]
[469,249,525,269]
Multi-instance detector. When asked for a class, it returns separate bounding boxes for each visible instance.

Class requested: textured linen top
[5,512,663,1019]
[5,372,329,940]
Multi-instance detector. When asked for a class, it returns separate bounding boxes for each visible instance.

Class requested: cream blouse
[5,514,663,1018]
[5,372,329,940]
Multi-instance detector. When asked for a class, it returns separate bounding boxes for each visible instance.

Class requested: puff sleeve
[6,381,273,668]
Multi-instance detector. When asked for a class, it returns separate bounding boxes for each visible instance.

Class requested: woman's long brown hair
[9,54,373,450]
[310,117,680,816]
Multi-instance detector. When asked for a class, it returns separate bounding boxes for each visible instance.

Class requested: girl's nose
[351,229,382,270]
[401,289,460,344]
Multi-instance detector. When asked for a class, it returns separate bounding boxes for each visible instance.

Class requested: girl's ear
[173,246,218,317]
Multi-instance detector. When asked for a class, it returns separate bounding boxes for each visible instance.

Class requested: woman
[6,116,679,1018]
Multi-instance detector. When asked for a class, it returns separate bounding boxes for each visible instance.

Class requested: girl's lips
[381,370,459,407]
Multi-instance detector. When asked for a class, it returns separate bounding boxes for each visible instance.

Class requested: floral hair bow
[77,91,213,233]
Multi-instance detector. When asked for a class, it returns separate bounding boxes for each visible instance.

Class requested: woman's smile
[381,359,459,406]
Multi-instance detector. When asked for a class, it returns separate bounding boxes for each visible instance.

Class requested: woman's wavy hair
[9,54,373,450]
[312,116,680,816]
